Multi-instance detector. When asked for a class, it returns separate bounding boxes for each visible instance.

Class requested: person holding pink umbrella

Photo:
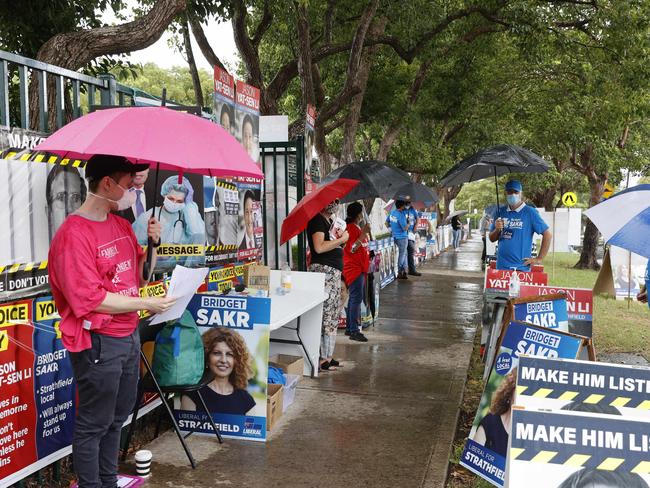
[48,154,177,488]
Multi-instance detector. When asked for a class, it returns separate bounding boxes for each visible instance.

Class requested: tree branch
[232,0,264,90]
[189,14,226,70]
[252,0,273,48]
[181,17,203,109]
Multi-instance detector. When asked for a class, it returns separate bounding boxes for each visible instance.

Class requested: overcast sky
[101,2,239,73]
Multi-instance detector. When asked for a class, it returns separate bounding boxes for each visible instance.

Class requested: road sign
[561,191,577,207]
[603,182,614,199]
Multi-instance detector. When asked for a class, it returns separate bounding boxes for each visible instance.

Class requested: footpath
[134,237,485,488]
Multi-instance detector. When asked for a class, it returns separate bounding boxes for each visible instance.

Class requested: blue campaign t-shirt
[490,203,549,271]
[387,209,408,240]
[405,207,418,232]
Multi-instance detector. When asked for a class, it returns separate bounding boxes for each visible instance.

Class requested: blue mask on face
[506,194,521,206]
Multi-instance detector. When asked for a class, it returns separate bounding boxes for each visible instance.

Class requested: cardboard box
[269,354,305,378]
[244,264,270,294]
[266,383,283,431]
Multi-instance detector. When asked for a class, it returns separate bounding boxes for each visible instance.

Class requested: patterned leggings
[309,263,342,359]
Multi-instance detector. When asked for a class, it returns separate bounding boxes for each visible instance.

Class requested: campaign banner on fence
[515,356,650,421]
[519,285,593,337]
[235,80,260,164]
[0,298,76,487]
[213,66,236,137]
[174,294,271,441]
[460,321,584,487]
[304,104,316,194]
[485,268,548,293]
[203,177,263,266]
[513,297,569,332]
[507,408,650,487]
[369,238,397,288]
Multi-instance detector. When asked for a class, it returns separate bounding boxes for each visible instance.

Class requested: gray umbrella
[439,144,549,214]
[392,182,439,204]
[321,160,412,203]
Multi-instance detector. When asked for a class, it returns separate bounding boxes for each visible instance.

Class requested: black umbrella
[392,181,439,204]
[438,144,549,215]
[321,160,412,203]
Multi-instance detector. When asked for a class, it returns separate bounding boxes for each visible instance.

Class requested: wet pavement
[129,238,485,488]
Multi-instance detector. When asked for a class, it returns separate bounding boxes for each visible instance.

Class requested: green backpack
[152,310,204,386]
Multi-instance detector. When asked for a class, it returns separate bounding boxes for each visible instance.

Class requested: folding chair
[121,317,223,468]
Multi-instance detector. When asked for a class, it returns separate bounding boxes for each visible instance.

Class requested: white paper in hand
[149,265,209,325]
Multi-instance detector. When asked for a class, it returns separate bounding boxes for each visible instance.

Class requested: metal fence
[0,49,135,132]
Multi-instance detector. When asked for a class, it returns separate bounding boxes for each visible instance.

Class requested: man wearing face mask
[48,154,177,488]
[489,180,552,271]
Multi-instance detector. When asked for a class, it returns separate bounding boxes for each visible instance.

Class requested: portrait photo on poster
[132,171,206,272]
[237,188,262,253]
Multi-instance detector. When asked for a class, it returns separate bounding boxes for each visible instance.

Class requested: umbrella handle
[494,167,500,220]
[143,163,161,280]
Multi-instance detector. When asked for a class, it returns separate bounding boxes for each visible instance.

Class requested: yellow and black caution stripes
[216,180,237,191]
[205,244,238,253]
[516,385,650,410]
[510,446,650,474]
[0,260,48,275]
[1,149,86,168]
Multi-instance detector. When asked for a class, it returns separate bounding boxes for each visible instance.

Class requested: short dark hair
[84,154,148,192]
[558,469,649,488]
[46,164,87,204]
[243,190,255,204]
[395,200,405,209]
[346,202,363,224]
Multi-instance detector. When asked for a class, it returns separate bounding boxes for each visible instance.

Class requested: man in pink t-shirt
[48,154,176,488]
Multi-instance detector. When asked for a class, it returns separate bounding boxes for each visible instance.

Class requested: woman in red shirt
[343,202,371,342]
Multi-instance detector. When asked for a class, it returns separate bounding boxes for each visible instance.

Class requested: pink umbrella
[35,106,263,179]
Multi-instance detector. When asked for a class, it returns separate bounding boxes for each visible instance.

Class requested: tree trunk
[182,19,203,110]
[29,0,186,130]
[188,15,225,70]
[339,17,387,164]
[572,144,604,270]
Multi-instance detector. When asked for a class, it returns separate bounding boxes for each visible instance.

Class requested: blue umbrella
[584,184,650,258]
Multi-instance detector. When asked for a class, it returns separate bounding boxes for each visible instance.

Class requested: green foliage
[118,62,214,107]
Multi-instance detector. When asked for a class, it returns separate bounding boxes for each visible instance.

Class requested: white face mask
[164,197,185,214]
[90,181,136,211]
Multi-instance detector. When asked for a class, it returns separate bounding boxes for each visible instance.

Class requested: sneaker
[397,272,408,280]
[350,332,368,342]
[344,330,351,336]
[330,359,341,367]
[408,271,422,276]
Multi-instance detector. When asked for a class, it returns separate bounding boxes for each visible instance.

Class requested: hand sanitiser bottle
[508,268,520,298]
[280,263,292,294]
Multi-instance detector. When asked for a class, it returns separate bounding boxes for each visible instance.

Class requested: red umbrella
[280,179,359,244]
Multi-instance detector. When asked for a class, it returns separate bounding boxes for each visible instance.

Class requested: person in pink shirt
[48,154,176,488]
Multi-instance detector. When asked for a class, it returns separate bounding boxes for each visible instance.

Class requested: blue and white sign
[509,409,650,487]
[460,322,584,487]
[174,294,271,441]
[514,297,569,332]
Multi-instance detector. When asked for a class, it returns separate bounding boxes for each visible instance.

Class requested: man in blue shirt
[386,200,409,279]
[404,198,422,276]
[489,180,552,271]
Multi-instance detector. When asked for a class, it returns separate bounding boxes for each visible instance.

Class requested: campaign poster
[213,66,236,137]
[520,285,593,338]
[304,104,316,194]
[127,169,206,273]
[204,177,263,267]
[0,127,84,299]
[174,294,271,441]
[370,238,397,288]
[513,297,569,333]
[206,262,250,293]
[485,268,549,294]
[515,356,650,421]
[609,245,648,300]
[508,409,650,487]
[460,322,584,487]
[235,80,260,164]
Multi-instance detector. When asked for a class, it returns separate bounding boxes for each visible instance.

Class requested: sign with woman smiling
[174,294,271,441]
